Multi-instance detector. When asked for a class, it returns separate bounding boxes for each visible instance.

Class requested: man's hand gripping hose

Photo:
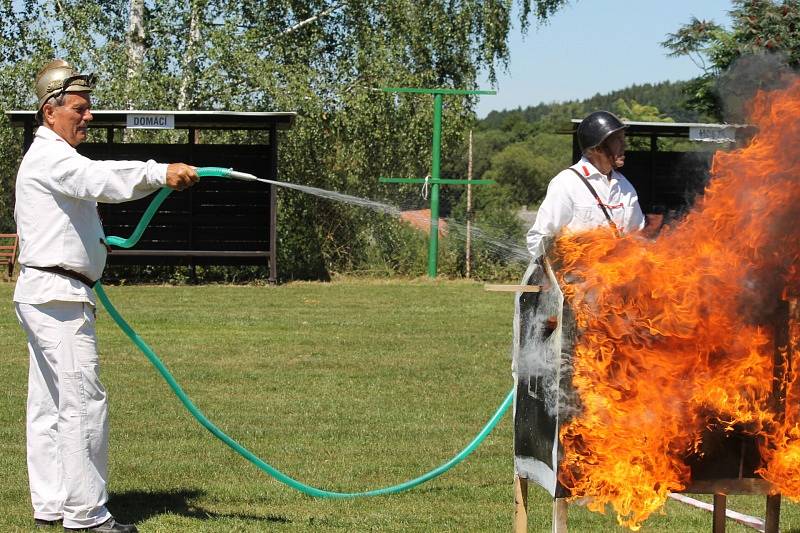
[97,166,514,497]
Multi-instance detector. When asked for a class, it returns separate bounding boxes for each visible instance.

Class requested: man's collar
[35,125,71,146]
[577,157,617,181]
[577,157,602,178]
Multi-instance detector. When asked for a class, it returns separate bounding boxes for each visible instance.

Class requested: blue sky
[475,0,733,117]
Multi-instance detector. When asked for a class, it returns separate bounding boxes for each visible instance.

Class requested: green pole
[378,87,496,278]
[428,93,443,278]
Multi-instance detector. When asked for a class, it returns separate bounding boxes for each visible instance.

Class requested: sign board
[689,126,736,143]
[126,113,175,129]
[513,258,571,498]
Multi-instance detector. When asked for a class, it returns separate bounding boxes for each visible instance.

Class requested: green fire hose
[95,166,514,498]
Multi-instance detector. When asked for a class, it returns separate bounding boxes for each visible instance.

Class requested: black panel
[513,258,574,498]
[79,143,272,266]
[614,151,713,216]
[686,426,761,480]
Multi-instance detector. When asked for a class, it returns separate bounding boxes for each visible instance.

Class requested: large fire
[552,79,800,529]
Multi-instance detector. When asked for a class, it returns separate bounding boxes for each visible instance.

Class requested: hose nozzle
[227,170,260,181]
[196,167,265,183]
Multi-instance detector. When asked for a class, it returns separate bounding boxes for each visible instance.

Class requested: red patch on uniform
[582,165,589,176]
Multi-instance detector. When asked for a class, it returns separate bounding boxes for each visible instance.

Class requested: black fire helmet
[576,111,627,153]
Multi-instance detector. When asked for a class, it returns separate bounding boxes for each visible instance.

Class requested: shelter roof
[5,110,296,130]
[567,119,753,139]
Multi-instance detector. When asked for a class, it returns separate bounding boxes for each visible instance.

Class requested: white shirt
[526,157,645,258]
[13,126,168,305]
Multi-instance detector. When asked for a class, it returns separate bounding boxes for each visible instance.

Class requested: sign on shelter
[126,113,175,129]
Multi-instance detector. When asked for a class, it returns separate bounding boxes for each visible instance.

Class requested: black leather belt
[24,265,99,288]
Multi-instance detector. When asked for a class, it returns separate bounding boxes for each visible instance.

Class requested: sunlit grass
[0,280,797,532]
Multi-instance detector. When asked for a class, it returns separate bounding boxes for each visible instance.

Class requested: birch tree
[663,0,800,121]
[125,0,145,109]
[0,0,570,278]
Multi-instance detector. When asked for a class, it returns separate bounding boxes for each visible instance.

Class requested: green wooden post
[428,93,443,277]
[379,87,496,277]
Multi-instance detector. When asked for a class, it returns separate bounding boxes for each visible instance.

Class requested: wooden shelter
[6,110,296,282]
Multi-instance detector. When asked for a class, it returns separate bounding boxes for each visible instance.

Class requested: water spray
[98,166,514,497]
[225,168,531,263]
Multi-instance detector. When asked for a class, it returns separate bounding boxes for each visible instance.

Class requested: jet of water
[238,174,530,265]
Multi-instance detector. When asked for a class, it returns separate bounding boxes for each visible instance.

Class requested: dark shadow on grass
[108,489,290,525]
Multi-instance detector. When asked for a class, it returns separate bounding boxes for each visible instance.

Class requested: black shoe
[64,517,138,532]
[34,518,63,528]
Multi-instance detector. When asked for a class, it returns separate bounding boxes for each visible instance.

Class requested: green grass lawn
[1,279,798,532]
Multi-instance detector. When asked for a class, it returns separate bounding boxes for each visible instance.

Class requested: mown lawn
[1,279,798,532]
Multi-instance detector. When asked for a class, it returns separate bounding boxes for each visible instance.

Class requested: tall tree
[0,0,570,278]
[125,0,145,109]
[178,0,206,110]
[663,0,800,121]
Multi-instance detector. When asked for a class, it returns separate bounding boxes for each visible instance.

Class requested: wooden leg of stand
[712,494,726,533]
[552,498,568,533]
[513,475,528,533]
[764,494,781,533]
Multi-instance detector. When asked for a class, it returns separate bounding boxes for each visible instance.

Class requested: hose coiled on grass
[96,167,513,497]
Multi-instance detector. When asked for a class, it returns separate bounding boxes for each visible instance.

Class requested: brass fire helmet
[35,59,96,115]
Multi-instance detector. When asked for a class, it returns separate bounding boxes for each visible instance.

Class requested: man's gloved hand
[166,163,199,191]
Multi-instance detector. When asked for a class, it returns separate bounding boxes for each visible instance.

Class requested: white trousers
[15,301,112,529]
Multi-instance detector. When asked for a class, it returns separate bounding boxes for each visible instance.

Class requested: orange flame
[552,79,800,529]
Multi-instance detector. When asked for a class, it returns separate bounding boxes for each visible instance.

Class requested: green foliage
[611,97,676,151]
[481,133,570,205]
[663,0,800,121]
[357,220,429,277]
[612,98,675,123]
[481,80,701,129]
[0,124,21,233]
[446,182,528,280]
[0,0,570,281]
[471,81,692,214]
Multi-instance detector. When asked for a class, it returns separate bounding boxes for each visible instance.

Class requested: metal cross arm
[381,87,497,96]
[379,87,496,278]
[379,177,494,185]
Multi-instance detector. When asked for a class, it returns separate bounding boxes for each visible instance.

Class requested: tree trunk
[125,0,145,110]
[179,0,203,111]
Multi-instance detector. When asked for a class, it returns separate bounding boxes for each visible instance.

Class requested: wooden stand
[485,284,541,293]
[513,475,528,532]
[510,276,794,532]
[0,233,18,279]
[712,494,726,533]
[765,494,781,533]
[695,490,781,532]
[671,480,782,533]
[513,477,567,533]
[514,477,781,532]
[552,498,568,533]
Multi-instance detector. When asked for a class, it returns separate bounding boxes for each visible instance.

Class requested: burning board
[513,79,800,530]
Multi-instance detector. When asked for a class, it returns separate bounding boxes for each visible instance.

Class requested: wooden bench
[0,233,18,279]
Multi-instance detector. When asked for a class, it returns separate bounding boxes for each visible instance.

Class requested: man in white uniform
[512,112,647,518]
[14,60,198,532]
[526,111,645,258]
